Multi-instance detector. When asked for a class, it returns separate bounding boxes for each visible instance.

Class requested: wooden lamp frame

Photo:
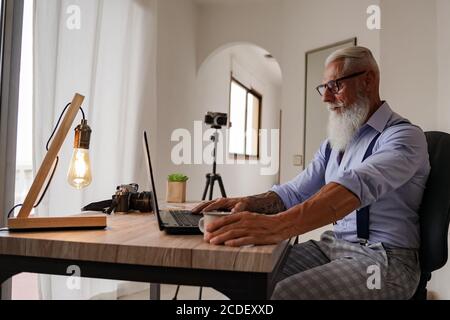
[7,93,107,231]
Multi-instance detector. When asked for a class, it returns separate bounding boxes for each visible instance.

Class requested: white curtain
[34,0,157,300]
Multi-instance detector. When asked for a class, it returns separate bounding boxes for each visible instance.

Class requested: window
[228,78,261,157]
[12,0,39,300]
[15,0,33,212]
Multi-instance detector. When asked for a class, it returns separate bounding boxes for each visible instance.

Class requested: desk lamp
[7,93,107,231]
[67,119,92,189]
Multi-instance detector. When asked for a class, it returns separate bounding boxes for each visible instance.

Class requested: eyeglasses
[316,71,367,96]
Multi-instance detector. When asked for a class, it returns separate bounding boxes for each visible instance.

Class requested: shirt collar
[365,101,393,133]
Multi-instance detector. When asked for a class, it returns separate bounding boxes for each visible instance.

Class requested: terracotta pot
[166,181,187,203]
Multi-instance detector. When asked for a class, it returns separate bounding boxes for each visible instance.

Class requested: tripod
[202,129,227,201]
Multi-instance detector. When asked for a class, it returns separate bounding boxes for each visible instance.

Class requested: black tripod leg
[217,176,227,198]
[202,175,210,201]
[209,175,215,201]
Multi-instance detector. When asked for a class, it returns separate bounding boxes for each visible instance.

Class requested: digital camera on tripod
[202,112,228,201]
[204,112,228,129]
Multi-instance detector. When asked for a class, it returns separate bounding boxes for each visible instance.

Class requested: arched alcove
[193,42,283,198]
[197,41,283,78]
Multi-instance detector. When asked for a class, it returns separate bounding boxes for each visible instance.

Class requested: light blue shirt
[272,102,430,249]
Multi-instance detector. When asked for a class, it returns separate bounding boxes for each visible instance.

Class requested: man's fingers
[203,231,212,242]
[231,201,248,213]
[209,229,249,245]
[202,202,225,212]
[224,237,256,247]
[202,198,234,212]
[192,198,228,213]
[191,201,214,214]
[225,236,278,247]
[206,212,247,233]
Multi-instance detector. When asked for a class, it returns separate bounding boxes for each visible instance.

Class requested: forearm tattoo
[246,191,286,214]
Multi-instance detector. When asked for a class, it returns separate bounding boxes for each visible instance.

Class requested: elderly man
[193,46,430,300]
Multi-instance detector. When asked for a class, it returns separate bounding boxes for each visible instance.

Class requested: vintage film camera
[82,183,153,214]
[111,183,153,213]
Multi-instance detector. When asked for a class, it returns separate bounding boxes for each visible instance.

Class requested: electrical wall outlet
[293,155,303,167]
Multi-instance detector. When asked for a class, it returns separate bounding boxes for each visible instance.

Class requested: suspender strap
[356,132,381,242]
[325,143,332,165]
[324,143,343,166]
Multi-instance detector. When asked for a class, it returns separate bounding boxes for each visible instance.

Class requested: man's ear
[365,70,376,88]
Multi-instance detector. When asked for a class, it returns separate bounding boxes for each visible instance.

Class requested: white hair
[325,46,379,76]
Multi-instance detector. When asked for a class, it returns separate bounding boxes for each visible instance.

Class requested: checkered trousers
[271,231,420,300]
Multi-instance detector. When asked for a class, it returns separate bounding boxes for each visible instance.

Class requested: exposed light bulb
[67,119,92,189]
[67,148,92,189]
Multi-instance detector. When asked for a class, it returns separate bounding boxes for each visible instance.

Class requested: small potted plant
[166,173,189,203]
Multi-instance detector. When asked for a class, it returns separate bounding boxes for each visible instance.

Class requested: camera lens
[215,115,227,126]
[130,192,153,212]
[205,112,228,128]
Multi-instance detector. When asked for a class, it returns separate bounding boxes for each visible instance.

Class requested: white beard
[327,97,370,152]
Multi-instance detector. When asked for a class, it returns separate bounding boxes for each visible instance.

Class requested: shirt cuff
[329,171,366,208]
[270,184,301,209]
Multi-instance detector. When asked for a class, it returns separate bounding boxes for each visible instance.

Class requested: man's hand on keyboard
[192,197,250,215]
[204,211,286,247]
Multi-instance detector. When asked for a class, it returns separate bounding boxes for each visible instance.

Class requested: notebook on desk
[143,131,202,235]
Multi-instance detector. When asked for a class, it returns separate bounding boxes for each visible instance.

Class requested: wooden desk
[0,209,291,300]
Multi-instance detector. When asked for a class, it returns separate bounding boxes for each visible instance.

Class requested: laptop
[143,131,202,235]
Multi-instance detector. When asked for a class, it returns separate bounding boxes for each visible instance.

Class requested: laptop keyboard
[169,210,201,227]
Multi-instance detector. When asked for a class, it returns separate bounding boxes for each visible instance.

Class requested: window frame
[228,75,262,160]
[0,0,25,300]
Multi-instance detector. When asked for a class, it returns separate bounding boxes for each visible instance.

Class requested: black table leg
[0,270,19,300]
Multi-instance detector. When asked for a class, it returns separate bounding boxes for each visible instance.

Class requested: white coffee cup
[198,211,230,234]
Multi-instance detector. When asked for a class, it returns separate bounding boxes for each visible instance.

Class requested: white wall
[436,0,450,133]
[155,0,198,195]
[380,0,438,132]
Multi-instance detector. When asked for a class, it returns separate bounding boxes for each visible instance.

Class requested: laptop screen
[143,131,164,231]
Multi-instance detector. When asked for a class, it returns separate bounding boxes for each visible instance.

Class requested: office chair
[411,131,450,300]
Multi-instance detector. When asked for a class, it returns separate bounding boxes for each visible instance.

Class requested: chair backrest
[419,132,450,273]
